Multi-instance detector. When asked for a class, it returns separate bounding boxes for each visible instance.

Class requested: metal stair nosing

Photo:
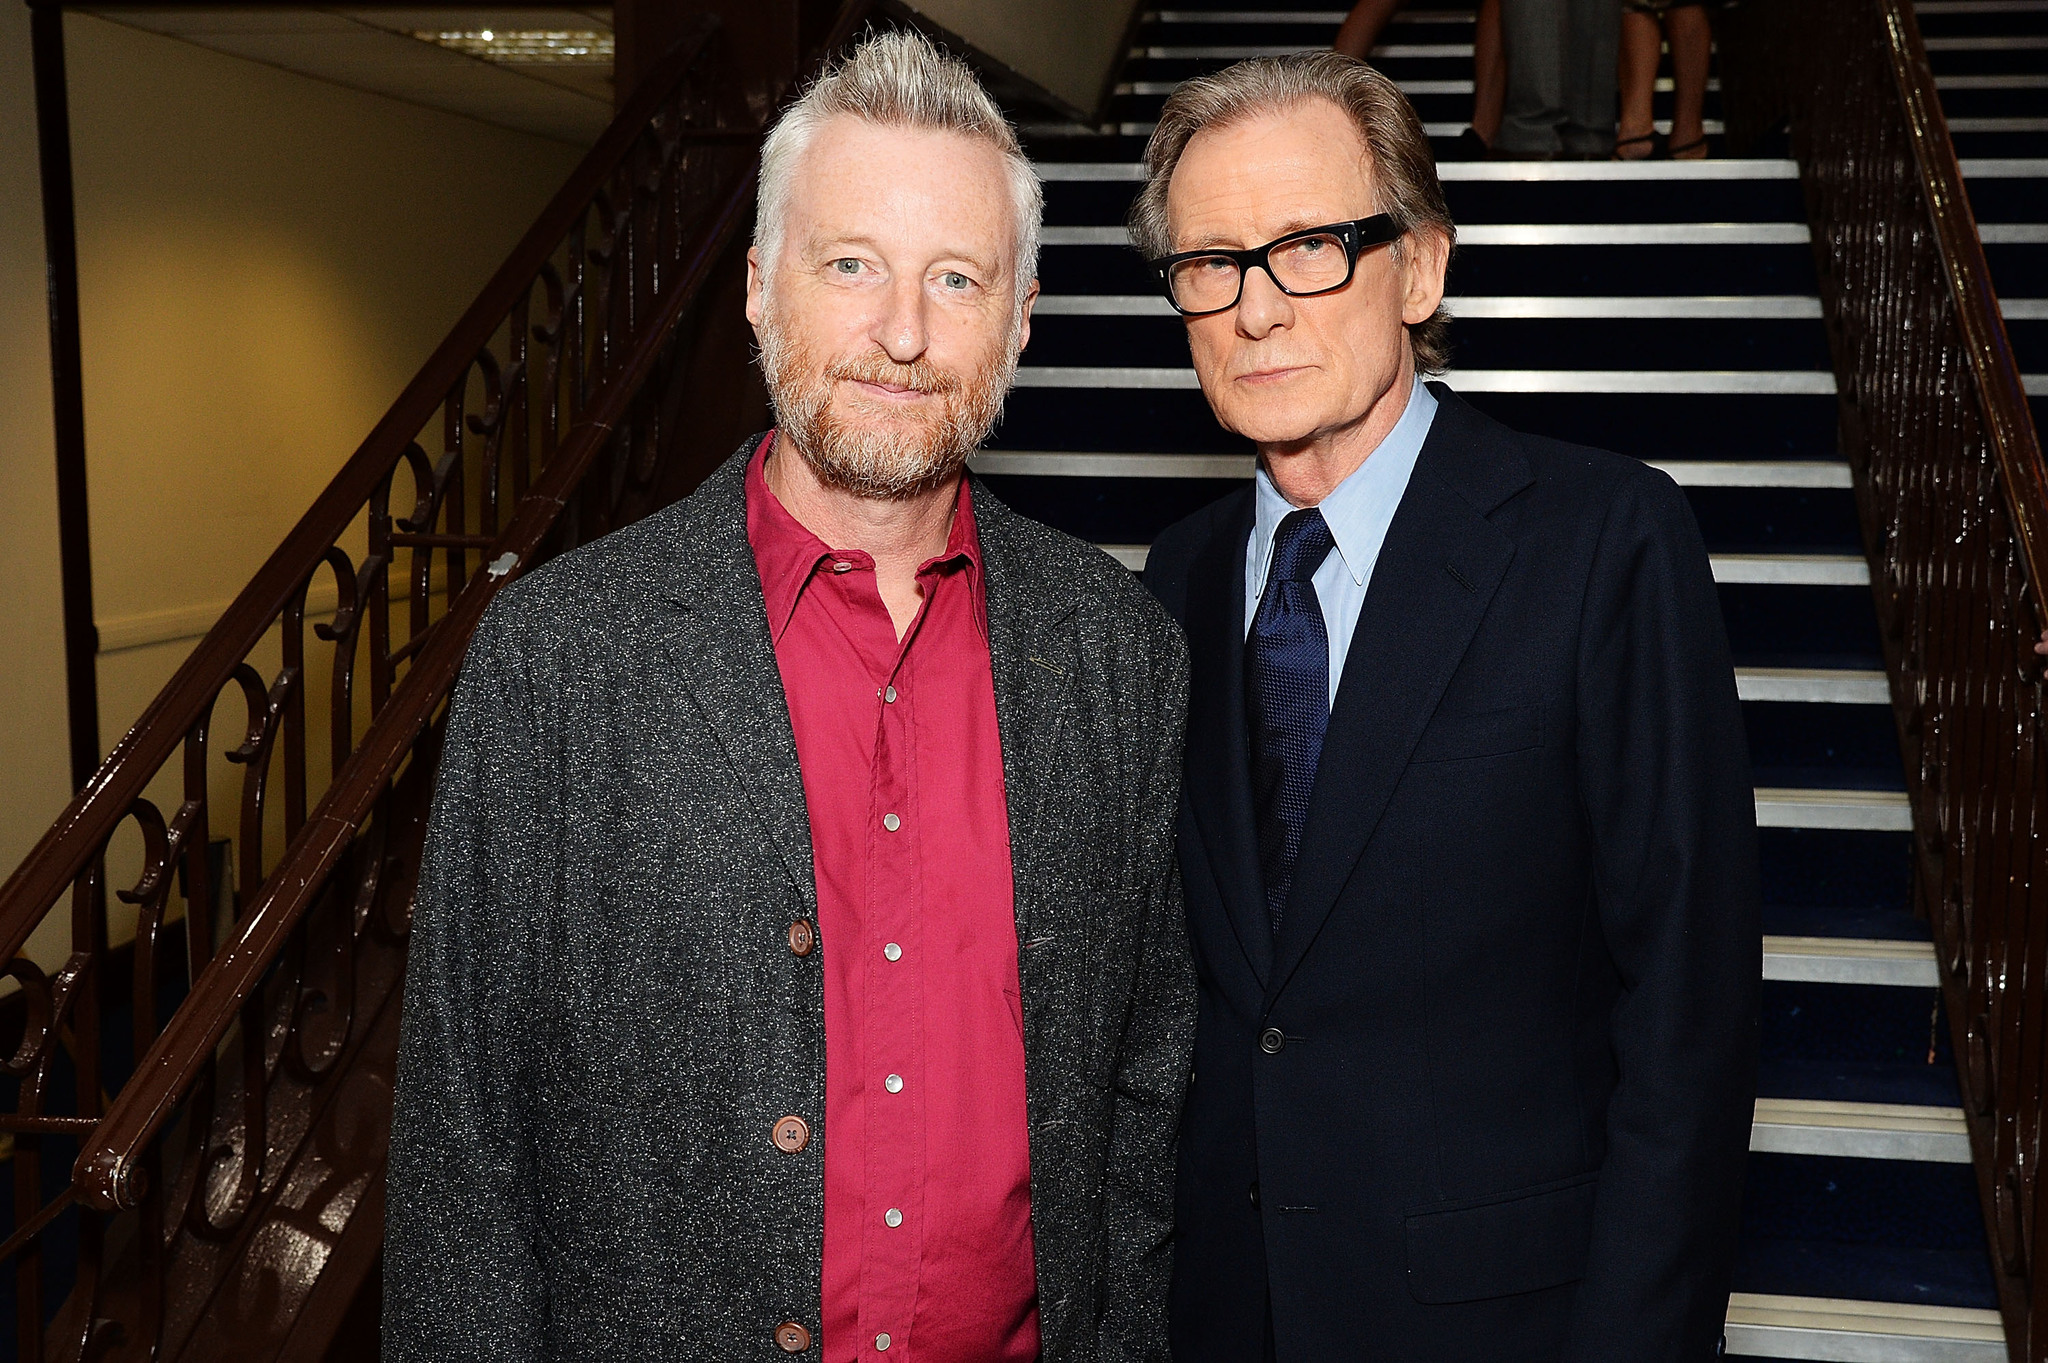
[1725,1293,2005,1362]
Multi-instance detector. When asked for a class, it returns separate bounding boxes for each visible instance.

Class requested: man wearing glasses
[1136,54,1760,1362]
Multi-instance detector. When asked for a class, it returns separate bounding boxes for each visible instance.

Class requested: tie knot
[1269,508,1335,584]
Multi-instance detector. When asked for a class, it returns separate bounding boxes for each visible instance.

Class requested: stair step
[1755,788,1913,831]
[1917,0,2048,11]
[974,450,1852,487]
[1015,367,1847,394]
[1751,1099,1971,1162]
[1725,1293,2004,1361]
[1031,297,1830,318]
[1712,554,1869,585]
[1736,667,1888,702]
[1042,223,1812,245]
[1034,158,2044,181]
[1763,936,1940,987]
[1094,544,1873,586]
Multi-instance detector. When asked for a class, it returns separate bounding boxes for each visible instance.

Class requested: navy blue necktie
[1246,507,1335,936]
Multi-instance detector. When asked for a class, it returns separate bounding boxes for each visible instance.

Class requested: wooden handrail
[0,17,721,963]
[1721,0,2048,1353]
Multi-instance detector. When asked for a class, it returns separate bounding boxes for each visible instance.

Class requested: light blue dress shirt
[1244,376,1438,707]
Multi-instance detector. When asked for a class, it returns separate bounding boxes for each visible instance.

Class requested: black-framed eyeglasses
[1149,214,1401,317]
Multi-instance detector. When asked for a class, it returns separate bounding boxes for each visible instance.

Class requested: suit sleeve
[384,604,549,1361]
[1564,470,1762,1363]
[1098,611,1199,1363]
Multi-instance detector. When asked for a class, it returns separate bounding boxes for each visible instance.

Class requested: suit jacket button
[788,919,816,956]
[1248,1181,1260,1207]
[772,1116,811,1153]
[1259,1027,1286,1054]
[774,1322,812,1352]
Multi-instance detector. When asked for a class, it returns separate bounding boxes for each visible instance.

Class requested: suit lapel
[1181,493,1275,986]
[973,485,1084,1047]
[1265,396,1530,1003]
[657,449,819,913]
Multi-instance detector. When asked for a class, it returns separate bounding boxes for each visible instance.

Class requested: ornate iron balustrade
[1721,0,2048,1354]
[0,17,767,1358]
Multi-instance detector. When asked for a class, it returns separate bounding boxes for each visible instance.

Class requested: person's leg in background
[1665,2,1713,157]
[1473,0,1507,144]
[1614,2,1664,159]
[1496,0,1568,157]
[1559,0,1624,157]
[1334,0,1405,58]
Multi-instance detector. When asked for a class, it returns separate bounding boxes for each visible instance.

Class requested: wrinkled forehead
[776,115,1020,262]
[1165,98,1381,246]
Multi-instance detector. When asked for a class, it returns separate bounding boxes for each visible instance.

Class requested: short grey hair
[755,29,1043,301]
[1128,53,1458,373]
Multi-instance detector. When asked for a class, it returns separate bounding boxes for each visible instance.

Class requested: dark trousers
[1496,0,1625,155]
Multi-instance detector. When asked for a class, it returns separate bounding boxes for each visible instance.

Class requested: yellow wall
[0,10,587,960]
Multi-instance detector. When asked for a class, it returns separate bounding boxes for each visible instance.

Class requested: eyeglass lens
[1167,232,1352,312]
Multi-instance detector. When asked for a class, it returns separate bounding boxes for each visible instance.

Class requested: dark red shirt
[746,435,1041,1363]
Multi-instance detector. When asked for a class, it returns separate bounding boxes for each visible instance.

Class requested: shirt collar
[743,430,985,642]
[1248,375,1438,600]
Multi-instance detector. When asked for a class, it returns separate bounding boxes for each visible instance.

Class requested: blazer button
[772,1115,811,1153]
[1248,1181,1260,1207]
[788,919,817,956]
[774,1321,813,1352]
[1259,1027,1286,1055]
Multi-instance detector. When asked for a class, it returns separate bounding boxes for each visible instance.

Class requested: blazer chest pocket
[1403,1172,1597,1304]
[1409,703,1542,764]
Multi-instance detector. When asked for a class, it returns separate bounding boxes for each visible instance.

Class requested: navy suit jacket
[1144,385,1761,1363]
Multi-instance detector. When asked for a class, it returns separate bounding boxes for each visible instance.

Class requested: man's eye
[831,258,864,275]
[941,271,973,290]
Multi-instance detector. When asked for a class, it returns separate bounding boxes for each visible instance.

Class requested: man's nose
[874,273,930,364]
[1235,265,1294,339]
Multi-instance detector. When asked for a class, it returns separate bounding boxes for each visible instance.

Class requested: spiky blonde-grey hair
[755,28,1042,302]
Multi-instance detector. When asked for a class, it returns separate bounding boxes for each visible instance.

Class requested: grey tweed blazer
[384,440,1195,1363]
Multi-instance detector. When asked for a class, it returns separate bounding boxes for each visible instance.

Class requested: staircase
[974,2,2048,1358]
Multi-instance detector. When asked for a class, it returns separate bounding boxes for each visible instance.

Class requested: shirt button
[883,942,902,962]
[875,1334,892,1352]
[882,813,901,832]
[885,1073,904,1093]
[884,1208,903,1228]
[832,561,852,574]
[884,686,898,703]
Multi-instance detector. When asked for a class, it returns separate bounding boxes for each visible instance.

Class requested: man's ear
[745,246,765,328]
[1019,278,1040,353]
[1400,228,1450,327]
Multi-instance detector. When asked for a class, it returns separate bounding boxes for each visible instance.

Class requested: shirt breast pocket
[1408,702,1543,764]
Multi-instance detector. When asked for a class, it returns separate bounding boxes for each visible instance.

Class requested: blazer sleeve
[384,604,549,1361]
[1563,469,1762,1363]
[1097,610,1198,1363]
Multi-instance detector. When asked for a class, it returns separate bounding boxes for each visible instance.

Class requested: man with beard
[384,30,1194,1363]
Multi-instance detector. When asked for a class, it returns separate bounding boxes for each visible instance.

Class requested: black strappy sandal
[1612,130,1666,161]
[1667,135,1710,159]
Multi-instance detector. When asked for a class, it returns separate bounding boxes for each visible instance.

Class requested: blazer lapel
[1181,494,1274,986]
[657,449,819,913]
[973,485,1084,1046]
[1265,397,1531,1003]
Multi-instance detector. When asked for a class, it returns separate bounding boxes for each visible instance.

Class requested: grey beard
[756,308,1020,501]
